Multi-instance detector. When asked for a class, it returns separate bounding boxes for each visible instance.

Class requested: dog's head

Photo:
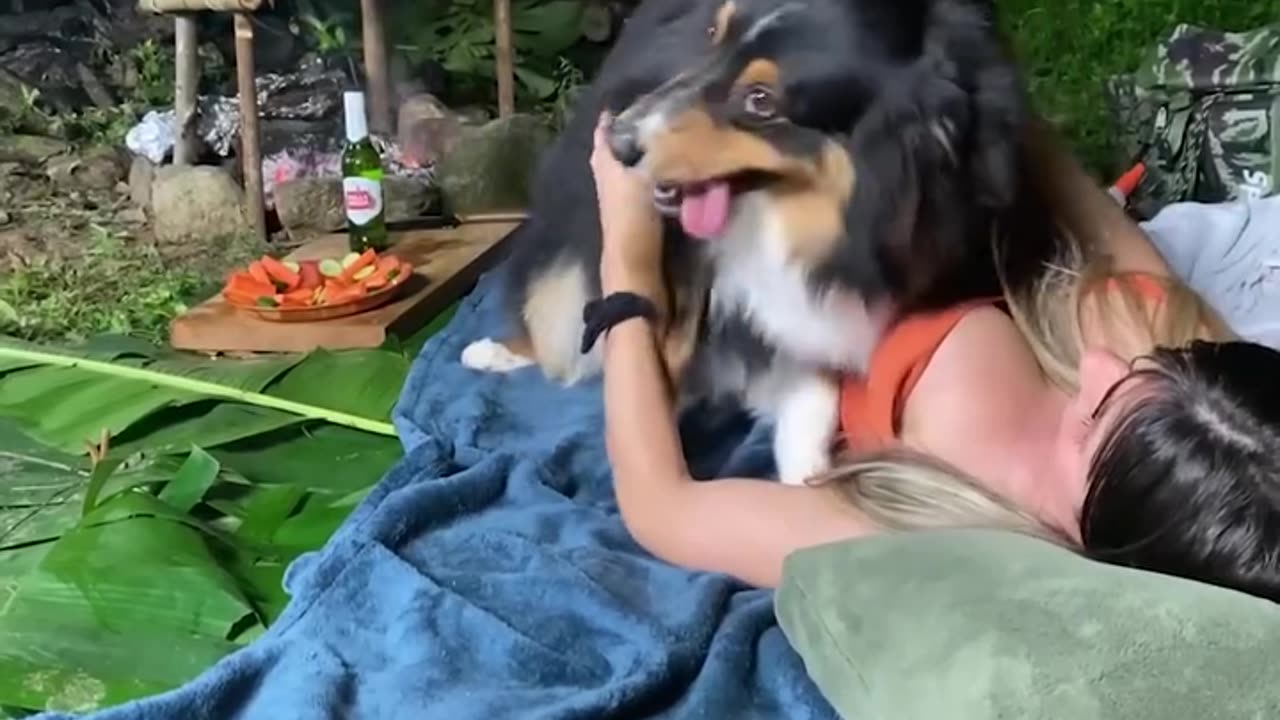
[607,0,1026,302]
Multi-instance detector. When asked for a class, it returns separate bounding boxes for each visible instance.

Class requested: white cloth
[1142,196,1280,349]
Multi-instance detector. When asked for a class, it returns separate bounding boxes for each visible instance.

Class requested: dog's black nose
[607,119,644,167]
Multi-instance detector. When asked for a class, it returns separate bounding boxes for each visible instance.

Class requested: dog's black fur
[465,0,1056,481]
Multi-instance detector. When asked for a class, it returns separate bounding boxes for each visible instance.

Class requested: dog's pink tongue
[679,181,731,239]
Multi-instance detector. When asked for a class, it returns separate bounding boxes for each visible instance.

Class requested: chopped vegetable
[338,249,378,284]
[319,259,343,278]
[248,261,272,286]
[260,255,302,290]
[221,248,411,312]
[298,261,323,289]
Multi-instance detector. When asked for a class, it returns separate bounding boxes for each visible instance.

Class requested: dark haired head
[1081,340,1280,602]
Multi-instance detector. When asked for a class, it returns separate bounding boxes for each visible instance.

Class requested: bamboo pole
[137,0,261,12]
[360,0,392,134]
[493,0,514,117]
[173,14,200,165]
[234,13,266,244]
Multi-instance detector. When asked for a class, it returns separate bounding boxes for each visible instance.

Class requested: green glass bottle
[342,90,389,252]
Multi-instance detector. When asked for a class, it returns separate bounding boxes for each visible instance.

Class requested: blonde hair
[810,225,1234,545]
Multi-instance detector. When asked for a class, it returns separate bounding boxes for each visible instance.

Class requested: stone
[0,210,10,226]
[150,165,248,245]
[45,146,129,191]
[434,113,551,216]
[274,177,344,236]
[0,134,72,165]
[274,175,439,239]
[115,206,147,226]
[396,93,462,168]
[127,154,155,209]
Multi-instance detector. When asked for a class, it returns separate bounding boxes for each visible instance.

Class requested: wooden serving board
[169,215,522,353]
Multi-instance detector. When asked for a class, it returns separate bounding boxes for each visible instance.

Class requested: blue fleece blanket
[36,268,835,720]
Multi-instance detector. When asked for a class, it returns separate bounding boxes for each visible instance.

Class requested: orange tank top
[838,274,1170,451]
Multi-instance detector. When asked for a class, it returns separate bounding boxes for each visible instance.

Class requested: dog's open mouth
[653,179,734,240]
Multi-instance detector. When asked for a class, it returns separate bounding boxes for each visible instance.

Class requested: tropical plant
[398,0,587,111]
[0,334,422,713]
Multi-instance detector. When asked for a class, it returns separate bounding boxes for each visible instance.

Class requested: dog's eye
[743,86,778,119]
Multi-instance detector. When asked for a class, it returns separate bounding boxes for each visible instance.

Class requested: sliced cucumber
[341,252,361,268]
[319,258,343,277]
[353,265,376,281]
[256,296,279,308]
[283,260,300,273]
[386,267,400,281]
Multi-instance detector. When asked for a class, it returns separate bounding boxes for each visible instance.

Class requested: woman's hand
[590,113,664,297]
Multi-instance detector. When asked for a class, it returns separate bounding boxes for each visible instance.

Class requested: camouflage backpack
[1105,23,1280,219]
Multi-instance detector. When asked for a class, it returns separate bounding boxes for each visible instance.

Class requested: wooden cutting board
[169,214,522,353]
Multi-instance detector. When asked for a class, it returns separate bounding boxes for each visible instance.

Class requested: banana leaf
[0,334,420,713]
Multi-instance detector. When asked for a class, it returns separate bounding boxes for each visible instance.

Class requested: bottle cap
[343,91,369,142]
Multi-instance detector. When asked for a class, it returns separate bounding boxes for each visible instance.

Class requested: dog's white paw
[776,444,833,486]
[460,338,534,373]
[772,372,840,486]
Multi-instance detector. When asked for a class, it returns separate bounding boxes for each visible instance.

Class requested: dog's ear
[917,0,1025,209]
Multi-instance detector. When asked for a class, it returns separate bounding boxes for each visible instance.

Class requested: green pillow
[776,530,1280,720]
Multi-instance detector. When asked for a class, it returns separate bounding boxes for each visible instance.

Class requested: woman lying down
[589,113,1280,602]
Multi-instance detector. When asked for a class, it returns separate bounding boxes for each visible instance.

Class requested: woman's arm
[600,311,874,588]
[1026,118,1172,277]
[590,115,873,588]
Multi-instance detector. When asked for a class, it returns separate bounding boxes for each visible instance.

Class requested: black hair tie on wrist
[580,292,658,354]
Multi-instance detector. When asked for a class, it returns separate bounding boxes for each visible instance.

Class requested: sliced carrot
[225,273,276,298]
[361,256,403,290]
[337,248,378,284]
[260,255,301,290]
[248,261,272,286]
[281,287,314,307]
[223,288,259,306]
[298,260,323,289]
[325,282,368,305]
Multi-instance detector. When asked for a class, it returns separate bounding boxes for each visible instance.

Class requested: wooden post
[173,14,200,165]
[493,0,514,117]
[360,0,392,134]
[234,13,266,244]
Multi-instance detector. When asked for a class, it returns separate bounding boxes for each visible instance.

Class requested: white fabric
[1141,196,1280,349]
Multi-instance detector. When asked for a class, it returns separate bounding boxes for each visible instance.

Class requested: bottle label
[343,177,383,226]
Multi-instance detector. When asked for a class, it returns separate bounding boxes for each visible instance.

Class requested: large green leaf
[0,340,397,455]
[264,348,409,422]
[0,331,424,714]
[0,492,252,712]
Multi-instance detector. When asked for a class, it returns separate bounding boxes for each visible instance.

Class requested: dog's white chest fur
[708,193,889,374]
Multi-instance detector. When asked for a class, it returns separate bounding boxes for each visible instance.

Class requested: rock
[150,165,248,245]
[127,155,155,209]
[274,175,439,238]
[0,229,40,270]
[45,146,129,191]
[397,93,462,168]
[454,106,493,126]
[434,114,551,215]
[115,206,147,226]
[274,177,344,235]
[0,134,72,165]
[0,210,10,226]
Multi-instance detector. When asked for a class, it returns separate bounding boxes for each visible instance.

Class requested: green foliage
[0,335,414,713]
[998,0,1276,175]
[295,0,591,119]
[0,227,259,346]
